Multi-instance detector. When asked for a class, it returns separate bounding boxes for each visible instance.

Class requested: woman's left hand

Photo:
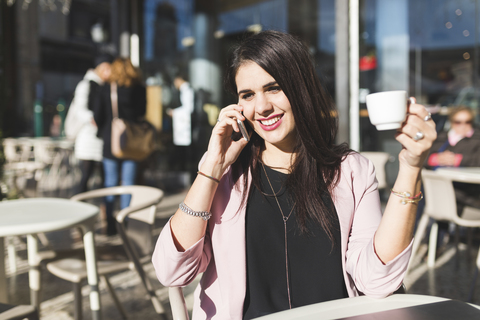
[395,98,437,171]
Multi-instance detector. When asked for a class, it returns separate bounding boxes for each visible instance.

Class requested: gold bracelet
[197,171,220,183]
[391,189,423,205]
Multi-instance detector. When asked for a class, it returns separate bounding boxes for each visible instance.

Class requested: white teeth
[260,116,281,126]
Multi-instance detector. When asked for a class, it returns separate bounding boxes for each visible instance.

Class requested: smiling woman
[152,30,437,320]
[235,62,297,157]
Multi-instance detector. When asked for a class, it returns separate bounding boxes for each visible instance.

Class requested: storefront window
[142,0,337,174]
[359,0,480,153]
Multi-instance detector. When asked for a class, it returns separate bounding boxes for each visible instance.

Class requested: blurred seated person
[425,106,480,212]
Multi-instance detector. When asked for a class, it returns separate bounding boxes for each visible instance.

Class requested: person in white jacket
[65,54,113,194]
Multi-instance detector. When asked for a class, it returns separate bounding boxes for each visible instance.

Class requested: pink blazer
[152,153,412,319]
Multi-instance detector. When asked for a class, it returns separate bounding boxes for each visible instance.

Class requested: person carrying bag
[110,82,155,161]
[92,57,150,235]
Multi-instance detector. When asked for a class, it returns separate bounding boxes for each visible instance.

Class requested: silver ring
[424,112,432,122]
[413,131,425,141]
[217,118,221,123]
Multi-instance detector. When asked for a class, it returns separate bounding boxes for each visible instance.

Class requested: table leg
[0,237,7,303]
[27,235,40,307]
[83,227,102,320]
[7,236,17,273]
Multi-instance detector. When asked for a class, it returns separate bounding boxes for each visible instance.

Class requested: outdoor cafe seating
[45,185,165,320]
[410,169,480,302]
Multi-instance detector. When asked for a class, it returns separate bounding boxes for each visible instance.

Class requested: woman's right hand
[201,104,251,178]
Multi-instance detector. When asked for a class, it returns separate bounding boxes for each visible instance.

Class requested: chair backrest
[71,185,163,224]
[2,138,34,163]
[71,185,164,256]
[360,152,392,189]
[3,138,20,162]
[33,139,57,165]
[421,169,458,222]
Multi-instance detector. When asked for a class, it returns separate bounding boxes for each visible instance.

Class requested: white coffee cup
[365,90,408,131]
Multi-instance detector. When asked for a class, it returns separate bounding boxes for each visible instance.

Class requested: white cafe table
[0,198,102,320]
[435,167,480,184]
[253,294,480,320]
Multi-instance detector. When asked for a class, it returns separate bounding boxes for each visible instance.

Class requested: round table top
[254,294,450,320]
[0,198,99,236]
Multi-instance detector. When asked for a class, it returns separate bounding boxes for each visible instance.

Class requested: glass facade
[139,0,337,173]
[141,0,336,110]
[359,0,480,152]
[1,0,479,172]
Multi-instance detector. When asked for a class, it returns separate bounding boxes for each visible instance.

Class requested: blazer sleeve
[152,154,215,287]
[344,155,412,298]
[65,80,92,139]
[92,85,107,136]
[152,219,212,287]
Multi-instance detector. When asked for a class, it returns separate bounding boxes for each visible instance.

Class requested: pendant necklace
[261,163,296,309]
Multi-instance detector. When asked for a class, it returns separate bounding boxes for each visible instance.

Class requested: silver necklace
[261,163,296,309]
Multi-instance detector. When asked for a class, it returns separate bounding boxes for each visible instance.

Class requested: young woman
[152,30,436,319]
[92,57,146,235]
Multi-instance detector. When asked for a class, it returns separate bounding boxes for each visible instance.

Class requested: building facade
[1,0,479,174]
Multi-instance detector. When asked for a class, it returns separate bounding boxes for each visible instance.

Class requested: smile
[258,114,283,131]
[259,115,282,126]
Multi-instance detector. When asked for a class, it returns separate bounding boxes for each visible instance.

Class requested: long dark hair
[226,30,351,242]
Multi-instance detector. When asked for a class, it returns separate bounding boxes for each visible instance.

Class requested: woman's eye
[241,92,254,100]
[267,86,281,93]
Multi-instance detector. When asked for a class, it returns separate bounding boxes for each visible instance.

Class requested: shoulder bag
[110,82,156,161]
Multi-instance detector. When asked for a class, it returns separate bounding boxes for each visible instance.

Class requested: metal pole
[130,0,140,67]
[34,99,43,137]
[349,0,360,151]
[474,0,479,122]
[415,46,422,102]
[335,0,350,145]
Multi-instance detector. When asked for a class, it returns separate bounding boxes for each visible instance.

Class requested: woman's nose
[255,93,273,116]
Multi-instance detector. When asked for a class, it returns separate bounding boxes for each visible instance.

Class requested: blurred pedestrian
[92,57,146,235]
[171,73,194,147]
[65,53,113,194]
[166,72,195,175]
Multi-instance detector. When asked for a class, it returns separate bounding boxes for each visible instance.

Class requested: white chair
[0,302,38,320]
[409,169,480,301]
[359,152,393,190]
[46,186,166,319]
[2,138,34,163]
[169,287,189,320]
[2,138,45,272]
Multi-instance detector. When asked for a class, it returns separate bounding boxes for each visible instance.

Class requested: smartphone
[231,117,251,142]
[237,119,250,142]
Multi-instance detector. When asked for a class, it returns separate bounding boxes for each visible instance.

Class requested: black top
[243,165,348,319]
[92,82,146,159]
